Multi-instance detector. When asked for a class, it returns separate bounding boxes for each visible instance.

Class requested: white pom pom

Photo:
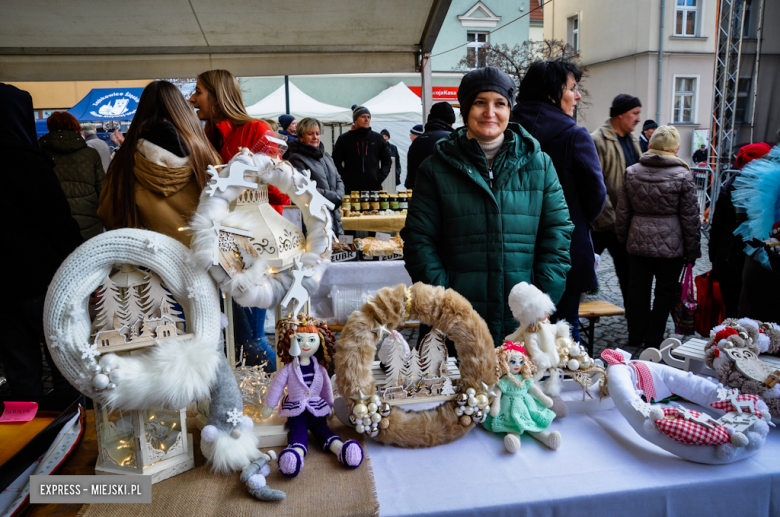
[710,325,727,338]
[247,474,267,490]
[201,425,219,442]
[567,359,580,371]
[649,407,665,422]
[715,443,736,460]
[752,419,769,437]
[568,345,581,357]
[746,431,765,451]
[260,464,271,477]
[738,318,759,329]
[240,416,254,429]
[220,313,229,329]
[643,418,662,435]
[756,399,770,413]
[756,334,770,353]
[762,384,780,399]
[730,432,749,448]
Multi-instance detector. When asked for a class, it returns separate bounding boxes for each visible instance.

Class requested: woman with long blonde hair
[98,80,220,245]
[189,69,287,369]
[189,69,289,213]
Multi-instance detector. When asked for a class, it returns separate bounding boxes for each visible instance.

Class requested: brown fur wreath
[334,283,497,448]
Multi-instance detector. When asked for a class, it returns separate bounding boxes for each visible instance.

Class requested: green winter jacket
[400,123,573,344]
[39,130,105,240]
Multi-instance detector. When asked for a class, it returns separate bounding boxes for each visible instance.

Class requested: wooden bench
[578,300,626,356]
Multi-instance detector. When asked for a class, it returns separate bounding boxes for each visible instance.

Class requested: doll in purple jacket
[262,317,363,477]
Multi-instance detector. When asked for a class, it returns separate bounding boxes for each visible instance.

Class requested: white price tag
[339,235,354,244]
[375,232,391,242]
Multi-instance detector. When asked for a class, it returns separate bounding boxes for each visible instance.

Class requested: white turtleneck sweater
[469,133,505,186]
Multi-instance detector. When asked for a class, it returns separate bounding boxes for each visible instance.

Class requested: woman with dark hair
[402,66,573,346]
[98,80,221,245]
[512,60,606,344]
[40,111,105,240]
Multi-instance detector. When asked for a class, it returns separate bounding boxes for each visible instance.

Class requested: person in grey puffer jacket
[288,117,344,236]
[616,125,701,349]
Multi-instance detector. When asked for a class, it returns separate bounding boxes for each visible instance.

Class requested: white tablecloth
[367,406,780,517]
[311,260,412,322]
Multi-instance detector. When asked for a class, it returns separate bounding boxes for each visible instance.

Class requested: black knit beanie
[642,119,658,131]
[429,102,456,124]
[610,94,641,117]
[457,66,516,121]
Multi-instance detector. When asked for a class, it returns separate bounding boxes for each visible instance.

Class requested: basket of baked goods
[355,234,404,261]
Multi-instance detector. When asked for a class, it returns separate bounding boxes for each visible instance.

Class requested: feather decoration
[732,145,780,268]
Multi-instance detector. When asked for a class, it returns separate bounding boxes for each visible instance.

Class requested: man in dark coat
[639,119,657,153]
[405,102,455,189]
[0,83,83,403]
[278,114,298,144]
[332,106,392,193]
[692,145,707,164]
[380,129,402,186]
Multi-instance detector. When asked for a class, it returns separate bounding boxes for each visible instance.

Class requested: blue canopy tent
[67,88,144,122]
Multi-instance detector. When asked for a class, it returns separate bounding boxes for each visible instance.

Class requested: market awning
[0,0,452,81]
[363,82,423,121]
[67,88,145,122]
[246,82,352,124]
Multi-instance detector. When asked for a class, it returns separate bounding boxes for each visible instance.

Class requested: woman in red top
[189,69,290,214]
[189,69,285,371]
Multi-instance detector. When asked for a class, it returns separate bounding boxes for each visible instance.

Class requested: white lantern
[94,403,194,483]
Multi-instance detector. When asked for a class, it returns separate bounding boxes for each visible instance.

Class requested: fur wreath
[335,283,497,448]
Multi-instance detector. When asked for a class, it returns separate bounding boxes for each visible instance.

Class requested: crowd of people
[1,59,778,403]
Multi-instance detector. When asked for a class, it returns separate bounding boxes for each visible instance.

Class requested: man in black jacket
[405,102,455,189]
[332,107,391,193]
[380,129,402,186]
[0,83,83,402]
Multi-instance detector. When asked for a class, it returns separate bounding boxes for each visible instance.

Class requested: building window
[675,0,698,36]
[466,32,488,68]
[567,15,579,51]
[673,77,697,123]
[735,78,751,123]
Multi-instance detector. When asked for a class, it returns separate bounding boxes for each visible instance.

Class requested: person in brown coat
[616,126,701,349]
[98,81,220,246]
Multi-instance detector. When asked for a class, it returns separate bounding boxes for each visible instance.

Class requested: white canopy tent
[362,82,423,122]
[246,82,352,124]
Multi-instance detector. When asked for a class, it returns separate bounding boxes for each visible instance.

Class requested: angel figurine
[483,342,562,453]
[262,316,363,477]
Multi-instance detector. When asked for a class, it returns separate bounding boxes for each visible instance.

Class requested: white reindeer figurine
[204,162,259,197]
[281,255,316,316]
[294,169,335,223]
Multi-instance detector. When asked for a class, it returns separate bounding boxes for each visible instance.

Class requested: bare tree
[458,39,591,113]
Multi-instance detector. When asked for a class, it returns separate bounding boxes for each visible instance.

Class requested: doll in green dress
[483,342,562,453]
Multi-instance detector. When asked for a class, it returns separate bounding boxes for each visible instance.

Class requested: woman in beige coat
[98,81,220,245]
[615,126,701,349]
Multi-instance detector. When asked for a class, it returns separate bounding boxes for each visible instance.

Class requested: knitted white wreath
[190,150,333,315]
[44,228,222,410]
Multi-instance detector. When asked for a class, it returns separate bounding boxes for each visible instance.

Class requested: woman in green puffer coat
[401,67,573,345]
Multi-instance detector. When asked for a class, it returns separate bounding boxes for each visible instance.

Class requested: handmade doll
[262,316,363,477]
[483,342,562,453]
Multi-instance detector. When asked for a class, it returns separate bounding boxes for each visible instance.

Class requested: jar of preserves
[351,193,362,212]
[370,191,380,210]
[342,196,352,213]
[389,194,399,212]
[379,194,390,210]
[398,193,409,213]
[360,192,370,211]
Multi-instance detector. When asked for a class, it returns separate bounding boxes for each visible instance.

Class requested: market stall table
[366,405,780,517]
[341,214,407,233]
